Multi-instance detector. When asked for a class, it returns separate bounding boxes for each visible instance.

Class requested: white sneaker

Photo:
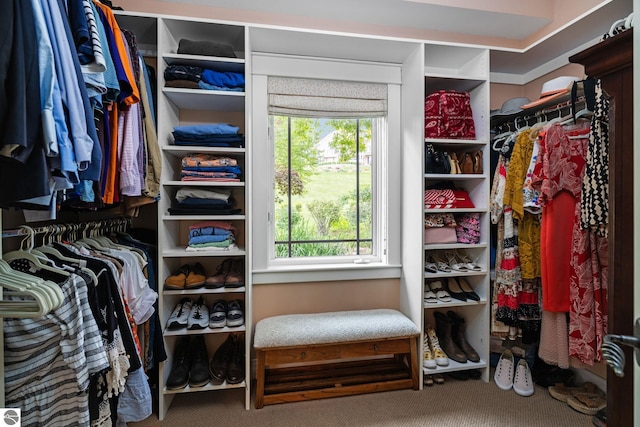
[494,349,515,391]
[187,297,209,330]
[166,298,192,330]
[513,359,534,397]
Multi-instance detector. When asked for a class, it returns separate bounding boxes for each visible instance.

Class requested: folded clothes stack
[169,187,241,216]
[164,64,245,92]
[172,123,245,148]
[180,153,242,182]
[186,221,237,252]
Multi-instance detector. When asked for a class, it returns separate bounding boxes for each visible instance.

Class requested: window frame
[251,54,402,283]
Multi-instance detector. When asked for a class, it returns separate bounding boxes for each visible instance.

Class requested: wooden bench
[253,309,420,408]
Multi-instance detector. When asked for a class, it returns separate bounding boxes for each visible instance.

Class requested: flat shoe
[423,282,438,303]
[443,277,466,301]
[429,280,451,302]
[457,277,480,301]
[548,382,603,402]
[433,373,445,384]
[567,393,606,416]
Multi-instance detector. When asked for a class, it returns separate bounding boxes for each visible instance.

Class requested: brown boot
[434,311,467,363]
[447,310,480,362]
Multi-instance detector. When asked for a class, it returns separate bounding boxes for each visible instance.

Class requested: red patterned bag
[424,189,456,209]
[424,90,476,139]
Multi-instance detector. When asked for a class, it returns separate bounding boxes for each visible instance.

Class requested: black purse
[425,143,451,174]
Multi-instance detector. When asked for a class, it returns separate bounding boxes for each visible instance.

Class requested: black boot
[447,311,480,362]
[209,334,236,385]
[189,335,211,387]
[226,334,245,384]
[434,311,467,363]
[166,336,191,390]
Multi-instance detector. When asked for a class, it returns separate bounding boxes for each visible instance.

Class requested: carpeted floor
[129,377,594,427]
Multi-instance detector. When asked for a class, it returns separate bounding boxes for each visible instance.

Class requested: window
[251,56,402,280]
[272,116,383,261]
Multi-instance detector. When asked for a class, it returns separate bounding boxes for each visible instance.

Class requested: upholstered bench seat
[254,309,420,408]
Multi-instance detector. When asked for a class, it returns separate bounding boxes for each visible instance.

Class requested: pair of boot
[166,335,211,389]
[209,334,245,385]
[434,311,480,363]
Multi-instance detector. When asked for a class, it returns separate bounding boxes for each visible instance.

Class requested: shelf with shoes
[421,44,490,385]
[155,14,251,419]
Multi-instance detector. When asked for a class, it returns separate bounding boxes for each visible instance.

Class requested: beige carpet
[129,377,594,427]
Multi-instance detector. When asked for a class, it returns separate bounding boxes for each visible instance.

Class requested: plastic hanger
[0,259,60,314]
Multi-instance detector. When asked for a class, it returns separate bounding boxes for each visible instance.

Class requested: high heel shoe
[443,250,468,272]
[457,277,480,301]
[443,277,466,301]
[430,251,451,273]
[454,249,482,271]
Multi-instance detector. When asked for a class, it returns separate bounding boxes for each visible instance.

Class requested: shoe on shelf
[425,324,449,366]
[456,277,480,301]
[447,310,480,362]
[422,334,437,369]
[431,251,452,273]
[425,256,439,274]
[513,359,534,397]
[225,258,245,288]
[188,335,211,388]
[209,334,236,385]
[494,349,515,391]
[423,282,438,304]
[164,264,191,290]
[187,296,209,330]
[454,249,483,271]
[166,336,191,390]
[226,299,245,327]
[433,312,467,363]
[226,335,245,384]
[166,298,193,330]
[468,369,482,380]
[448,370,470,381]
[443,278,467,302]
[205,258,232,289]
[185,262,206,289]
[429,280,451,302]
[443,250,468,272]
[209,299,228,329]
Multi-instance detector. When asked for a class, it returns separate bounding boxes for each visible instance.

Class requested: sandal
[454,249,483,271]
[443,250,468,272]
[431,251,452,272]
[567,393,606,416]
[423,282,438,304]
[548,382,603,403]
[429,280,451,302]
[425,255,439,274]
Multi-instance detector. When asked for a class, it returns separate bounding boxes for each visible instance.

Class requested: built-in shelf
[163,53,245,72]
[162,87,245,111]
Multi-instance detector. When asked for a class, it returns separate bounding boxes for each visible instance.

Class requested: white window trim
[251,54,402,283]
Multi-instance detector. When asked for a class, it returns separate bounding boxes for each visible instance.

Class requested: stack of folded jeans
[180,153,242,182]
[172,123,244,148]
[186,221,237,252]
[169,187,241,216]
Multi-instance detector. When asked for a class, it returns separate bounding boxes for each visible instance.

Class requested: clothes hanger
[0,259,60,313]
[3,225,71,281]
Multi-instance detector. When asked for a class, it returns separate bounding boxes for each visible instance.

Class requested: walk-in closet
[1,1,637,426]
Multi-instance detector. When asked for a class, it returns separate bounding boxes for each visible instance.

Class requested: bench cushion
[254,308,419,348]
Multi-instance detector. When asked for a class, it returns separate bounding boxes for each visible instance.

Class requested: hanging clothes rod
[1,217,131,239]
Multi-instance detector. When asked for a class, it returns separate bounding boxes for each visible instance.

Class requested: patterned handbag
[425,90,476,139]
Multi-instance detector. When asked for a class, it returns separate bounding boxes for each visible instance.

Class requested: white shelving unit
[421,45,491,382]
[155,16,251,420]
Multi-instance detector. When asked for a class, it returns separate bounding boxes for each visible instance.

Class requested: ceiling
[150,0,633,81]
